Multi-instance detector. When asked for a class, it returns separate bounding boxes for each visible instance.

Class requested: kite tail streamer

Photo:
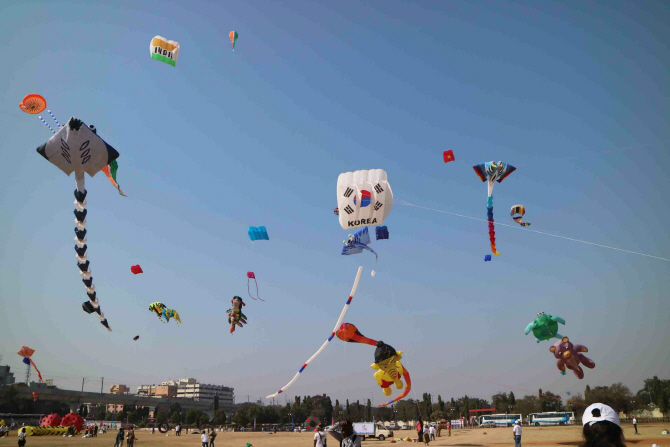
[487,196,499,255]
[74,175,111,331]
[378,365,412,407]
[28,359,44,383]
[266,266,363,398]
[247,277,264,301]
[47,110,61,128]
[101,160,127,196]
[39,116,55,135]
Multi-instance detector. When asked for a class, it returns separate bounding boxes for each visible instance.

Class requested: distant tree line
[2,375,668,427]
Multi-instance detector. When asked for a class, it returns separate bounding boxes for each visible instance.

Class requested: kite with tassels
[473,161,516,255]
[36,118,119,331]
[17,346,44,383]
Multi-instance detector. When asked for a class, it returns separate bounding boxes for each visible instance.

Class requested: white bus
[479,414,522,427]
[528,411,575,426]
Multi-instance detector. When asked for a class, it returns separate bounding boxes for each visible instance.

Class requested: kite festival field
[5,424,668,447]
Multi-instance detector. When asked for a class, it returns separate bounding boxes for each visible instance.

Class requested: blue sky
[1,0,668,406]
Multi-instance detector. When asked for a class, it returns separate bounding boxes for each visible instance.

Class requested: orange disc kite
[19,94,47,114]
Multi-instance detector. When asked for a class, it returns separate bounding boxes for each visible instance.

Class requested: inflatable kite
[304,417,321,428]
[149,302,181,324]
[510,204,530,226]
[17,346,44,383]
[36,118,119,331]
[131,265,143,274]
[473,161,516,255]
[375,226,389,240]
[246,271,264,301]
[549,336,595,379]
[443,150,455,163]
[150,35,180,67]
[20,94,47,114]
[227,296,247,334]
[102,160,127,196]
[248,226,269,241]
[484,254,492,261]
[266,266,362,398]
[336,323,412,407]
[229,31,238,51]
[337,169,393,230]
[525,312,565,343]
[342,227,378,261]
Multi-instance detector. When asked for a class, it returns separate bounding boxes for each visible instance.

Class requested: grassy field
[2,424,668,447]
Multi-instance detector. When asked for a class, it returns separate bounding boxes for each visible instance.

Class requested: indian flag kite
[150,35,180,67]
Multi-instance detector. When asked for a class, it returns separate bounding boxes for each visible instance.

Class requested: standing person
[326,420,360,447]
[513,420,522,447]
[126,427,135,447]
[423,424,430,445]
[175,424,180,436]
[632,417,638,434]
[94,424,99,437]
[17,427,27,447]
[580,403,626,447]
[152,425,155,435]
[201,430,209,447]
[114,428,124,447]
[416,417,423,443]
[448,421,451,437]
[209,428,216,447]
[429,424,435,441]
[314,424,326,447]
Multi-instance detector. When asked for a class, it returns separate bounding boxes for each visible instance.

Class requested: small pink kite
[247,271,264,301]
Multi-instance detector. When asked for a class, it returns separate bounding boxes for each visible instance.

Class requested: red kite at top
[131,265,143,274]
[443,150,455,163]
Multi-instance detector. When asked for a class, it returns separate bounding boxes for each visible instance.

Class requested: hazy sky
[1,0,668,407]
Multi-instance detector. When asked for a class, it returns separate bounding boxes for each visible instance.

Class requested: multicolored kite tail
[378,366,412,407]
[487,195,499,255]
[266,265,363,398]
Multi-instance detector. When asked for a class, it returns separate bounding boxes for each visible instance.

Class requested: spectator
[314,424,326,447]
[326,420,360,447]
[126,427,135,447]
[94,424,98,437]
[429,424,435,441]
[209,428,216,447]
[416,417,423,443]
[513,420,522,447]
[632,417,638,434]
[201,430,209,447]
[580,403,626,447]
[423,424,430,445]
[18,427,27,447]
[114,428,124,447]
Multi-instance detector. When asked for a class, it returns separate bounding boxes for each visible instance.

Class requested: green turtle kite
[525,312,565,343]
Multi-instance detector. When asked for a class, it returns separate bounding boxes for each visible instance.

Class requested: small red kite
[131,265,143,275]
[443,150,455,163]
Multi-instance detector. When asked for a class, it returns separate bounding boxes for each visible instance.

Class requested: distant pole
[82,378,85,392]
[101,377,104,394]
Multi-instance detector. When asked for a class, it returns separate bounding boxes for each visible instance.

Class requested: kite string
[266,266,363,398]
[396,199,670,262]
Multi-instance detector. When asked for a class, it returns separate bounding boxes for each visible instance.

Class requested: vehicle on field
[479,414,522,427]
[353,422,393,441]
[528,412,575,426]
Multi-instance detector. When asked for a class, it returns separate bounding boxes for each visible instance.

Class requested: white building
[172,378,234,410]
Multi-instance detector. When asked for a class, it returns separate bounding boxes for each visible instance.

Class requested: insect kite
[473,161,516,255]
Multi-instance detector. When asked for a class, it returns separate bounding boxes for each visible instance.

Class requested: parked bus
[479,413,522,427]
[528,411,575,426]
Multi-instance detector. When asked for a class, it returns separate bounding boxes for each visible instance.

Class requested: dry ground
[1,424,668,447]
